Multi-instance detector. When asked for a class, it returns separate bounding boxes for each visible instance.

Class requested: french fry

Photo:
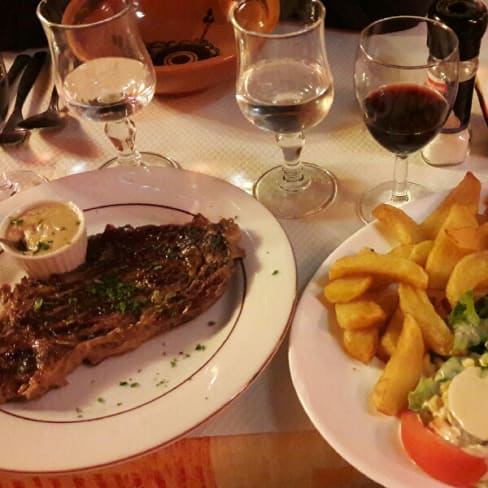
[335,300,386,330]
[377,306,404,361]
[343,328,379,364]
[408,240,434,267]
[425,204,479,289]
[328,252,429,289]
[372,203,426,245]
[371,289,399,323]
[446,250,488,306]
[323,276,373,303]
[371,313,425,416]
[445,222,488,252]
[420,171,481,239]
[398,284,453,356]
[321,171,485,418]
[387,243,415,259]
[367,244,413,290]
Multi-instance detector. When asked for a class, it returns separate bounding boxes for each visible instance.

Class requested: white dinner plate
[289,183,488,488]
[0,166,297,473]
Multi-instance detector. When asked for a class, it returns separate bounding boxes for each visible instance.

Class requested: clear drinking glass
[37,0,178,169]
[230,0,336,219]
[354,16,459,223]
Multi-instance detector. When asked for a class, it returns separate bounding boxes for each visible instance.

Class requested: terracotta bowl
[136,0,237,95]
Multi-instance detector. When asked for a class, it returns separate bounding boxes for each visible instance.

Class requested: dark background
[324,0,430,30]
[1,0,431,51]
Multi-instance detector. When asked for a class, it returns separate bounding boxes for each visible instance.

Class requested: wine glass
[354,16,459,223]
[230,0,336,219]
[37,0,179,169]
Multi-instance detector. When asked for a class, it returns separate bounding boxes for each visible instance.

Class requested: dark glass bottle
[422,0,488,166]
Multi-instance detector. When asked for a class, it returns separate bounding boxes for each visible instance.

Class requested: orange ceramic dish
[136,0,237,95]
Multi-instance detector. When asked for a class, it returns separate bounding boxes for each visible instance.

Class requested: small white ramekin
[0,199,88,280]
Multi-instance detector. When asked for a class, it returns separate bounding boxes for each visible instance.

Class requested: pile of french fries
[323,172,488,417]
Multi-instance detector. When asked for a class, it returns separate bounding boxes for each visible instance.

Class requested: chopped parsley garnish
[34,241,51,254]
[9,218,23,225]
[195,344,206,351]
[272,270,279,276]
[88,276,145,313]
[33,297,44,311]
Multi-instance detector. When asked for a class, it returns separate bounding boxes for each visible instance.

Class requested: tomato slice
[400,410,487,487]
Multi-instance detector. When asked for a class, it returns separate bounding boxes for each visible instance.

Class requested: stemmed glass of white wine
[230,0,336,219]
[37,0,178,169]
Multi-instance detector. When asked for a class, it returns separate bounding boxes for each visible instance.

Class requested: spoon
[0,51,47,146]
[18,85,66,130]
[0,236,25,252]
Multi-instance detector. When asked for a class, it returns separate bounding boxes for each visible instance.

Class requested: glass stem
[391,154,409,204]
[0,172,15,196]
[104,117,143,166]
[275,132,308,192]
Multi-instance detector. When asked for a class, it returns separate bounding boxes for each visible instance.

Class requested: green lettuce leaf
[408,377,439,411]
[408,357,463,411]
[449,291,488,355]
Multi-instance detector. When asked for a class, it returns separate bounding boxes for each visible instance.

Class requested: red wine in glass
[353,16,459,223]
[364,84,450,154]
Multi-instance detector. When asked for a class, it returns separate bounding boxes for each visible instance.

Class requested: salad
[402,291,488,487]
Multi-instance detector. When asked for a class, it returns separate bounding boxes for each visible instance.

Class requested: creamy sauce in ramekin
[6,202,81,255]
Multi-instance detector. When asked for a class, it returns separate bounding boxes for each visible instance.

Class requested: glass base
[253,162,337,219]
[100,152,180,169]
[357,180,429,224]
[0,171,48,201]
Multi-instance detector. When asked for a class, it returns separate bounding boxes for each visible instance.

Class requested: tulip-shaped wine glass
[37,0,178,169]
[230,0,336,219]
[354,16,459,223]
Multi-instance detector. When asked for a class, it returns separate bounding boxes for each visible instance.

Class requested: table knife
[0,53,31,123]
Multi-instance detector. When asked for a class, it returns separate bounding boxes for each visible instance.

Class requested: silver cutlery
[0,54,31,123]
[18,85,66,131]
[0,51,47,146]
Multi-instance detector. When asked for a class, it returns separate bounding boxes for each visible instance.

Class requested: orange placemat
[0,430,382,488]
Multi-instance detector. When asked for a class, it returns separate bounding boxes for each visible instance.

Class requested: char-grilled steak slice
[0,214,244,403]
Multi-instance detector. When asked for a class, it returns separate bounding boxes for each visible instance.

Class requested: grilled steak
[0,214,244,403]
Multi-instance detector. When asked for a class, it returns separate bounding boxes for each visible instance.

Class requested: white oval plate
[0,166,297,473]
[289,183,488,488]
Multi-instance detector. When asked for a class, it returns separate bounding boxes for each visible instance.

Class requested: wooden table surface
[0,430,382,488]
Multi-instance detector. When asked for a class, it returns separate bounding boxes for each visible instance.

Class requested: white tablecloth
[2,28,488,437]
